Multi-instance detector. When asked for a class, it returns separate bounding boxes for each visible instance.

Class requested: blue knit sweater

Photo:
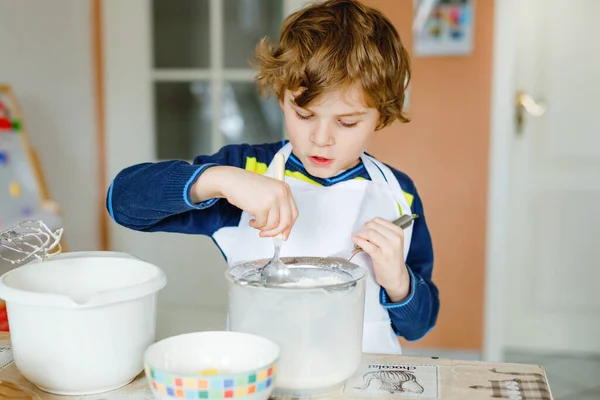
[107,141,439,341]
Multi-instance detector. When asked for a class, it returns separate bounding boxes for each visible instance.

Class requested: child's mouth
[308,156,333,166]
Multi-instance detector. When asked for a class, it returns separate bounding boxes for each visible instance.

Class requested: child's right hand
[191,166,299,239]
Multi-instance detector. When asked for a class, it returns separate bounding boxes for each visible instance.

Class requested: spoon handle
[273,153,286,241]
[346,214,419,260]
[273,153,285,181]
[393,213,419,229]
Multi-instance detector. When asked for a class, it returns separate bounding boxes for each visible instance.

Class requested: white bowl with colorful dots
[143,331,280,400]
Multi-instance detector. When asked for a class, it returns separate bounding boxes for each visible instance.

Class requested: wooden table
[0,333,554,399]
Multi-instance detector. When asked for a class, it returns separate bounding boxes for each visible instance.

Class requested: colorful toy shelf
[0,84,62,232]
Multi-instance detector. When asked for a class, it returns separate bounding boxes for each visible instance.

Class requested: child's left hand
[352,217,410,303]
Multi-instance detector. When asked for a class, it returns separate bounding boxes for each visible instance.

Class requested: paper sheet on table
[343,361,441,398]
[0,345,13,370]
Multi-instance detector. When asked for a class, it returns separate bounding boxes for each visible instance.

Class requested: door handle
[515,90,547,134]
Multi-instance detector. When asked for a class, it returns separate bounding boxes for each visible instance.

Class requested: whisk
[0,220,64,265]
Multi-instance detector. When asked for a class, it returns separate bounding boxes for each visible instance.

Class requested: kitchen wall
[0,0,99,252]
[363,0,495,351]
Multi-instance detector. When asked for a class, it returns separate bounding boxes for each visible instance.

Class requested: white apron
[213,143,413,354]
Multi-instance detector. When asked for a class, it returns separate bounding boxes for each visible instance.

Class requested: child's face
[281,85,380,179]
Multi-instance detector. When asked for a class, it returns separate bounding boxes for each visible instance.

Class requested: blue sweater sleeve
[380,171,439,341]
[106,142,284,236]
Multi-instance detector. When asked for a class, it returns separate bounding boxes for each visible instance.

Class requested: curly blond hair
[253,0,411,129]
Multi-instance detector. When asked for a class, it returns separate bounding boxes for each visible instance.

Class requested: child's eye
[295,112,313,121]
[339,121,359,128]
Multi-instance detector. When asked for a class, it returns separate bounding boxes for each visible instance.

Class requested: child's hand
[192,166,298,239]
[352,217,410,303]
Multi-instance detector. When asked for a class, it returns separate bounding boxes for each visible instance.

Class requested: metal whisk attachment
[0,220,63,265]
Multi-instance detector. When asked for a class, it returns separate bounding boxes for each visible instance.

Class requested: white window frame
[151,0,307,154]
[102,0,308,252]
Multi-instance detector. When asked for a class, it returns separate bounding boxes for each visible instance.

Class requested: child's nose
[310,123,334,147]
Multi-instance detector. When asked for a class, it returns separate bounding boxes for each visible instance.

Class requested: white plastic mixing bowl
[0,251,166,395]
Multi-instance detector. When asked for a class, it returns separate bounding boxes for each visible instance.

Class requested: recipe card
[0,346,13,370]
[343,362,440,398]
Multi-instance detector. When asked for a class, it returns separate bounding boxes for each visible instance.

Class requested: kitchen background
[0,1,598,399]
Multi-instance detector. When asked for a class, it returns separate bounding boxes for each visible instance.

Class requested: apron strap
[361,154,412,216]
[360,153,387,184]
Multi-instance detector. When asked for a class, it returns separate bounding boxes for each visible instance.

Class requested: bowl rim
[0,253,166,308]
[226,256,366,291]
[143,331,280,380]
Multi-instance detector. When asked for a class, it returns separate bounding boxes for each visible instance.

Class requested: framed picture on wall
[413,0,475,57]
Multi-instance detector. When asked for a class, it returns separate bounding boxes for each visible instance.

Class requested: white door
[103,0,307,339]
[504,0,600,353]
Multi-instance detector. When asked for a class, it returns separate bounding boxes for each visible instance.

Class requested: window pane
[155,82,213,160]
[155,82,283,160]
[223,0,283,68]
[153,0,210,68]
[220,82,283,145]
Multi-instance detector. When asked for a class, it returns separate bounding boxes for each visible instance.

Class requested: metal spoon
[330,214,418,262]
[261,153,292,285]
